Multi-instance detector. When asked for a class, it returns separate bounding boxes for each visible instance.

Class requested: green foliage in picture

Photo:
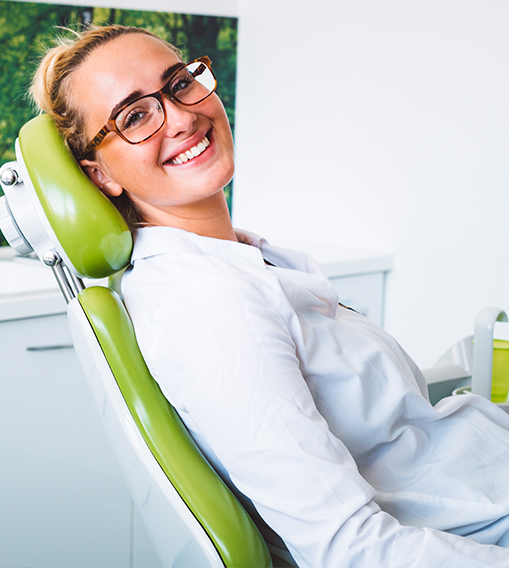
[0,0,237,225]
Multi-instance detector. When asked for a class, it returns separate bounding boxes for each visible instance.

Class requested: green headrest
[18,114,132,279]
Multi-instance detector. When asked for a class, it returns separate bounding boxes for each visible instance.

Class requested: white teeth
[170,136,210,165]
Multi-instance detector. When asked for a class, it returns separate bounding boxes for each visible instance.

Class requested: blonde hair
[30,25,182,229]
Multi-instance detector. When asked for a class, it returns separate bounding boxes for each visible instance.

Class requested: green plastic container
[491,339,509,402]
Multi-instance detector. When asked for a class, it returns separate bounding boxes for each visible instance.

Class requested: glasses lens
[115,97,165,143]
[169,61,216,105]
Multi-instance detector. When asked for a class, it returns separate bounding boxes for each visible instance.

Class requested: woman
[31,24,509,567]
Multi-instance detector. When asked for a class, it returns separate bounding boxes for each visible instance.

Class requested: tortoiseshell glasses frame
[82,56,217,158]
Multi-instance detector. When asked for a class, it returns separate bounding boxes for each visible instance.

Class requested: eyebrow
[108,62,184,121]
[161,61,185,83]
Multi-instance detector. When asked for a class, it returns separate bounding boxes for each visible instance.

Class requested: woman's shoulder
[131,226,326,275]
[123,227,281,308]
[127,226,267,286]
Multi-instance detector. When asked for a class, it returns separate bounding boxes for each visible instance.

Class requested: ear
[79,159,123,197]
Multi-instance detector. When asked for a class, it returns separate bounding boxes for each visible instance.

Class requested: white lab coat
[122,226,509,567]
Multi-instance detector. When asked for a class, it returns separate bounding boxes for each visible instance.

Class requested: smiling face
[74,33,235,231]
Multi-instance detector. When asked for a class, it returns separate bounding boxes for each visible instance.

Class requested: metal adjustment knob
[42,249,76,303]
[42,249,62,267]
[0,168,19,186]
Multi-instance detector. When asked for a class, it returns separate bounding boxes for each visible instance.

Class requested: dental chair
[423,307,509,411]
[0,114,296,567]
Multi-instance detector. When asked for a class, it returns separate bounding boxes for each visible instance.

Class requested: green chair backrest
[79,286,272,567]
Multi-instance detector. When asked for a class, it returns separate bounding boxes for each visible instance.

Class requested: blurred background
[1,0,508,370]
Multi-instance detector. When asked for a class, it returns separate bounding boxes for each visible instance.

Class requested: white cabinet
[328,271,387,326]
[0,256,160,568]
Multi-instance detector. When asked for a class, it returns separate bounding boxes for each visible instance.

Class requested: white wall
[233,0,509,367]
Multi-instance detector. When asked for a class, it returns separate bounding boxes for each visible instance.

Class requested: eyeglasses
[82,56,217,158]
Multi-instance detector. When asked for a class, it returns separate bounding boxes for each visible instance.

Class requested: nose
[161,95,196,138]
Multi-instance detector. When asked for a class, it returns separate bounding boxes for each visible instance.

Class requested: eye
[170,71,194,96]
[121,108,148,131]
[117,98,162,134]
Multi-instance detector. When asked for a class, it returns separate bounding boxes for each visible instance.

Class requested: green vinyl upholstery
[19,115,132,278]
[79,285,271,568]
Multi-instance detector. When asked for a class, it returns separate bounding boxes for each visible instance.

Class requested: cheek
[102,145,152,183]
[216,118,234,156]
[208,96,233,134]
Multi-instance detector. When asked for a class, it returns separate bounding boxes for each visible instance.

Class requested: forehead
[74,34,181,133]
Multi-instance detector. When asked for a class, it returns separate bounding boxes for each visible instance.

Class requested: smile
[168,135,210,165]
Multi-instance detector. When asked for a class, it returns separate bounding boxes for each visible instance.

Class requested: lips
[167,135,210,165]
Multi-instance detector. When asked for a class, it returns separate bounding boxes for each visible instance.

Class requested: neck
[132,190,237,242]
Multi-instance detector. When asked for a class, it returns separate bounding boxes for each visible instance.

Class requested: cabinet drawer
[0,313,133,567]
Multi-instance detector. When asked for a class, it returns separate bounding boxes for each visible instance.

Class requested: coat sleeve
[134,275,509,568]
